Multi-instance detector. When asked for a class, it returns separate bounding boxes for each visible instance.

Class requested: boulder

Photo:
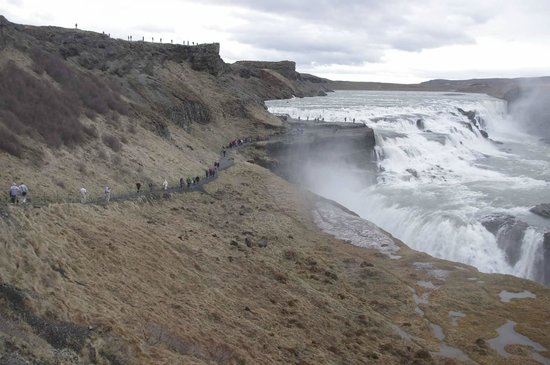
[481,214,528,265]
[457,107,489,138]
[406,168,419,178]
[530,203,550,219]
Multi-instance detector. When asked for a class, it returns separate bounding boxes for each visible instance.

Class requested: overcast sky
[2,0,550,83]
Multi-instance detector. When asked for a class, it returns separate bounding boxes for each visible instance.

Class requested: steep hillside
[2,160,550,364]
[0,15,327,199]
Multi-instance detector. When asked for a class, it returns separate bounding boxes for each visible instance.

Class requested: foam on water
[267,90,550,284]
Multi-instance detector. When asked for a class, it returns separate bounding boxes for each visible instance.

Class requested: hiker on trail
[179,177,184,190]
[80,187,87,204]
[19,183,28,204]
[222,149,226,157]
[8,183,19,204]
[148,182,153,192]
[162,179,168,190]
[104,186,111,203]
[195,176,200,184]
[205,169,209,179]
[187,176,192,188]
[136,182,141,193]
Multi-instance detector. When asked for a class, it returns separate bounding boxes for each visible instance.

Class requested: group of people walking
[7,182,28,204]
[6,136,258,206]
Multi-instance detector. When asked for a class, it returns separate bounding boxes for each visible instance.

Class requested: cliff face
[231,60,332,99]
[257,120,377,182]
[233,60,299,80]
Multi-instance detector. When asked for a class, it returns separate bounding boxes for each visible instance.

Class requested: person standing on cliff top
[136,182,141,193]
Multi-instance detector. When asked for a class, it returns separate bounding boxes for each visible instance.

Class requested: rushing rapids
[266,90,550,285]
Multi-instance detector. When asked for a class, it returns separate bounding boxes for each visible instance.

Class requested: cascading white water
[266,91,550,284]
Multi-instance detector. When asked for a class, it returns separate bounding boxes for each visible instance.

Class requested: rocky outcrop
[530,203,550,219]
[481,214,528,266]
[233,60,299,80]
[168,99,211,129]
[262,120,376,182]
[228,62,332,101]
[480,213,550,285]
[457,108,489,138]
[1,16,226,76]
[169,43,227,75]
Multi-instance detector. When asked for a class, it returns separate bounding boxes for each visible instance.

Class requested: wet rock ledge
[250,116,376,179]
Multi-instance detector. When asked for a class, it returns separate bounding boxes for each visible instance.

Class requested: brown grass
[102,133,122,152]
[1,162,548,364]
[0,62,87,153]
[0,48,129,157]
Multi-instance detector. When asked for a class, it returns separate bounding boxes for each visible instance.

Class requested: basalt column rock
[169,43,228,75]
[169,99,212,130]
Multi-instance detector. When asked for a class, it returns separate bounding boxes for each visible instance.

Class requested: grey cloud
[204,0,489,66]
[224,13,384,65]
[134,24,175,34]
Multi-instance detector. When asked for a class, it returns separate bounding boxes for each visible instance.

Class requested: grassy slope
[2,160,550,364]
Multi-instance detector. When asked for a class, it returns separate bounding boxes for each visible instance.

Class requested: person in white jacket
[79,187,87,204]
[162,179,168,190]
[19,183,28,204]
[104,186,111,203]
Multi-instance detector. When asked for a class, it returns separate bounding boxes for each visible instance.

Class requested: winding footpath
[4,144,245,210]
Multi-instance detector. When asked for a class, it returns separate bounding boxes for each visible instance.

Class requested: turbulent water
[266,90,550,284]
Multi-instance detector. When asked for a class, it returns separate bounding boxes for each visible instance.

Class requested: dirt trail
[3,144,245,208]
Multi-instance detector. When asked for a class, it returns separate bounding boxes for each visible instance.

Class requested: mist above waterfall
[507,83,550,141]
